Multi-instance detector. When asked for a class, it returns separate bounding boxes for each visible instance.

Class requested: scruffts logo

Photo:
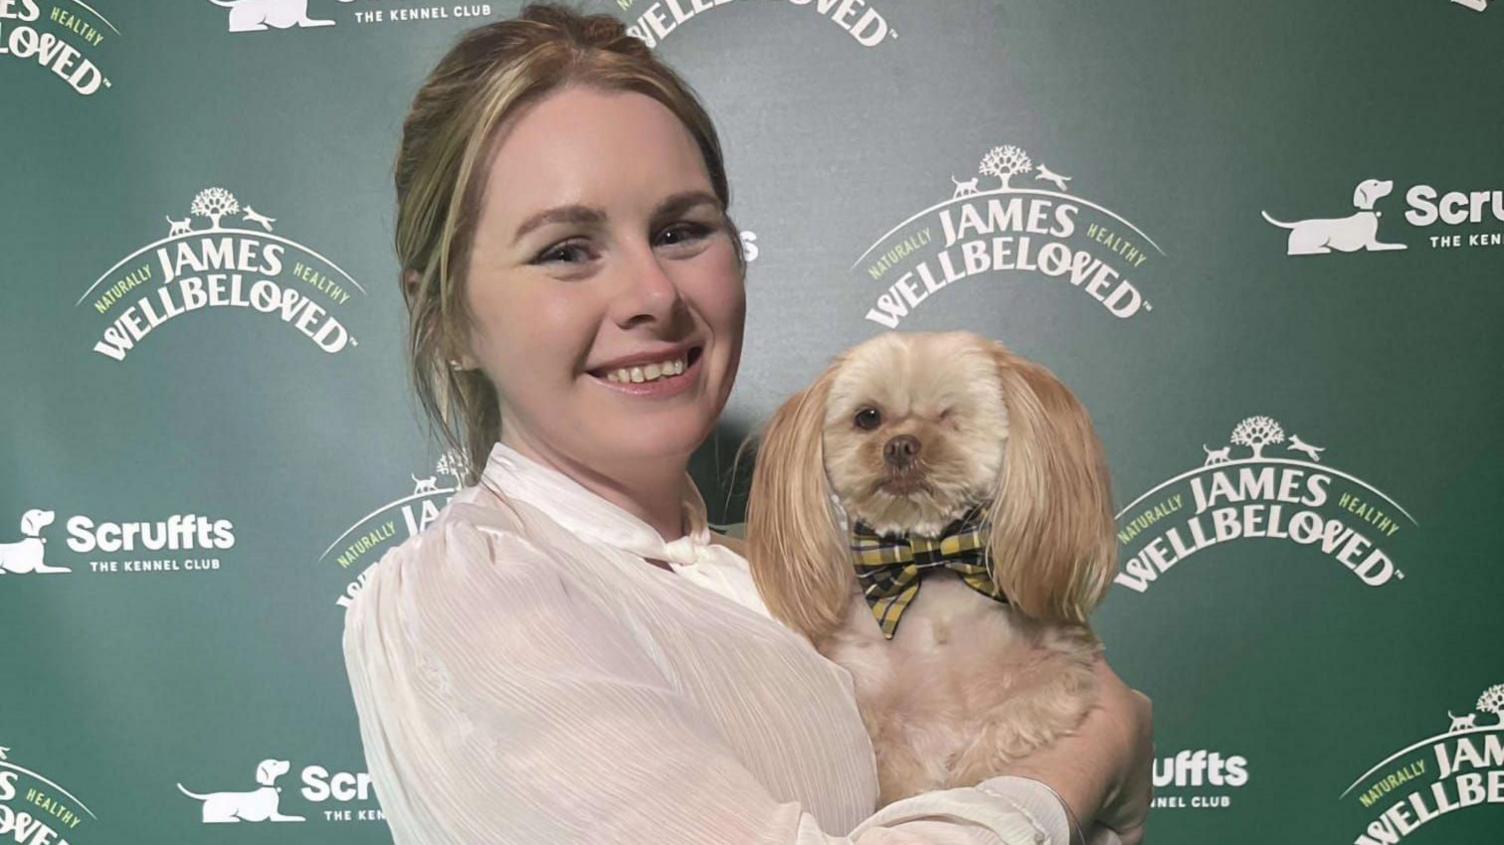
[1261,179,1407,256]
[616,0,894,48]
[1114,414,1417,594]
[1340,684,1504,843]
[1151,749,1249,810]
[1264,177,1504,254]
[208,0,333,32]
[79,186,365,361]
[0,507,235,576]
[855,143,1165,328]
[178,757,383,823]
[0,742,96,842]
[321,450,470,612]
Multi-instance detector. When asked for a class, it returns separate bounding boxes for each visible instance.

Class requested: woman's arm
[343,517,1087,844]
[990,656,1155,845]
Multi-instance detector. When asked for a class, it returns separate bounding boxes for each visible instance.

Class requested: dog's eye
[854,407,882,430]
[938,408,952,421]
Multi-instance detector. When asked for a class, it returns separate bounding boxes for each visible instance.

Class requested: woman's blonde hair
[396,2,743,484]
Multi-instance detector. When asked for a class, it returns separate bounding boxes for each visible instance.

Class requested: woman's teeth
[604,355,687,384]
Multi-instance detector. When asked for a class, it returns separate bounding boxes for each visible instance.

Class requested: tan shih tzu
[745,330,1117,806]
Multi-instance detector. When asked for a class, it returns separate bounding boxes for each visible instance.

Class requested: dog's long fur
[745,331,1117,804]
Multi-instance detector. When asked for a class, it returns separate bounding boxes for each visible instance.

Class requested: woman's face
[461,85,744,475]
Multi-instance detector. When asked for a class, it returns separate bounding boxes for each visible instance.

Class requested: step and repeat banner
[3,1,1500,842]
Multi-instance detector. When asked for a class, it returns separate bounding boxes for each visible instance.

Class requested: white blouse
[342,440,1089,844]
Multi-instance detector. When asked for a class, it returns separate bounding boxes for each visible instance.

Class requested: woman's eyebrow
[513,205,605,244]
[654,190,722,220]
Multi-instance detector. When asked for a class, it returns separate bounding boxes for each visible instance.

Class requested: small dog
[207,0,335,32]
[177,758,306,823]
[745,331,1117,807]
[1261,178,1407,255]
[241,206,277,232]
[165,215,194,237]
[1286,434,1325,463]
[411,473,439,495]
[1034,163,1072,193]
[0,509,69,575]
[1201,443,1232,466]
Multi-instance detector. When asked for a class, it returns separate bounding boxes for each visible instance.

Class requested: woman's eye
[533,240,595,266]
[656,221,713,247]
[854,407,882,430]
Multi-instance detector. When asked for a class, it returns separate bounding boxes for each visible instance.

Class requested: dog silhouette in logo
[208,0,335,32]
[1201,444,1232,467]
[1452,0,1487,11]
[950,174,980,199]
[1033,163,1072,193]
[1261,178,1407,255]
[411,473,439,495]
[241,206,276,232]
[1448,710,1478,732]
[1286,434,1326,462]
[0,509,69,575]
[165,215,194,237]
[177,758,307,823]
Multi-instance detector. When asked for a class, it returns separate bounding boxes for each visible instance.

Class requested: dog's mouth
[876,475,932,496]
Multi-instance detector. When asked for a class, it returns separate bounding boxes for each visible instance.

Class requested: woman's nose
[610,241,683,326]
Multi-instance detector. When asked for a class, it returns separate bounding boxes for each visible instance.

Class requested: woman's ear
[745,361,854,644]
[983,341,1117,625]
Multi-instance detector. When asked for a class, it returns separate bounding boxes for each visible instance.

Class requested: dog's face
[823,332,1007,538]
[1354,178,1395,211]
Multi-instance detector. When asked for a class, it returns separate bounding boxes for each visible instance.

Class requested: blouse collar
[479,440,718,568]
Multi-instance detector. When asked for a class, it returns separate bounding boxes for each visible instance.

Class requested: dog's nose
[884,435,921,467]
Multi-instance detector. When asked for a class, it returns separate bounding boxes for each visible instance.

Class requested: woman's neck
[500,432,691,543]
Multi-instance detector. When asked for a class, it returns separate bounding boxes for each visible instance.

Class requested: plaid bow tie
[849,505,1008,639]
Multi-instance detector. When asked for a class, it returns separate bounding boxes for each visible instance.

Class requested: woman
[342,5,1153,843]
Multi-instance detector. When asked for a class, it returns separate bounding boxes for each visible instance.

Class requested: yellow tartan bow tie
[849,505,1007,639]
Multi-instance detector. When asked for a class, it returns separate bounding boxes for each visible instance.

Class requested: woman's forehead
[480,86,713,220]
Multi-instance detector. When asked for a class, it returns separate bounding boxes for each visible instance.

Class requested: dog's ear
[255,759,279,786]
[983,342,1116,624]
[744,361,854,645]
[1353,180,1374,210]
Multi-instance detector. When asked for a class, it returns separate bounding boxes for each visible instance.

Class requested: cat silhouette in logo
[208,0,335,32]
[177,759,307,823]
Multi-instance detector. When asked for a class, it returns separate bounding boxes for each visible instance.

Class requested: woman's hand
[994,654,1154,845]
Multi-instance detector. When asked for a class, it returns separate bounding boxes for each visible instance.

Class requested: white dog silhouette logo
[0,509,69,574]
[177,758,307,823]
[1261,178,1408,255]
[207,0,335,32]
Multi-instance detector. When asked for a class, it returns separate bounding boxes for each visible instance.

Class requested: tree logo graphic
[322,449,471,613]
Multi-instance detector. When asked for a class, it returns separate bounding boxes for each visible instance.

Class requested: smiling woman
[341,4,1150,844]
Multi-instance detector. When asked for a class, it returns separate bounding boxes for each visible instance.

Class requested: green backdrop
[2,1,1500,842]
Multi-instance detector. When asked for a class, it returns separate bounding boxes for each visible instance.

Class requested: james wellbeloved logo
[0,0,116,95]
[78,186,365,361]
[1340,684,1504,843]
[616,0,894,48]
[854,143,1164,328]
[1264,176,1504,254]
[177,757,383,824]
[1,507,235,576]
[1114,414,1417,593]
[320,450,469,611]
[0,742,96,843]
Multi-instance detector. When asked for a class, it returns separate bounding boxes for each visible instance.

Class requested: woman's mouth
[587,345,703,397]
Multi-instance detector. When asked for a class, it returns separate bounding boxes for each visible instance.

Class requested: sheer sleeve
[343,517,1070,844]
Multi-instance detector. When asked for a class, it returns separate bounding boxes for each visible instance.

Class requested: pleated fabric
[342,441,1079,844]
